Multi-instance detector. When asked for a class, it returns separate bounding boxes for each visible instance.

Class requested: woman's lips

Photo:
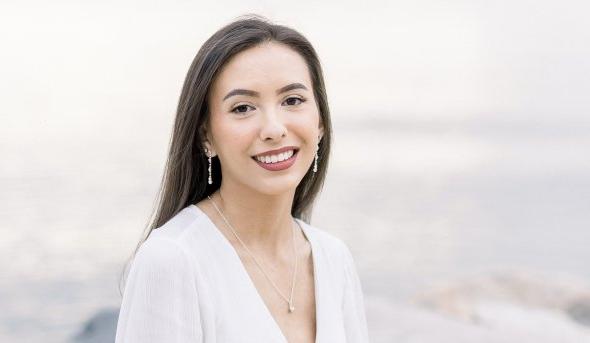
[252,150,298,171]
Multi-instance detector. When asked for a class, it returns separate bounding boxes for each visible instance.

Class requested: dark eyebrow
[222,89,260,101]
[276,82,308,95]
[222,83,308,101]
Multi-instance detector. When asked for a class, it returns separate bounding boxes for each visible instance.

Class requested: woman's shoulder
[149,204,200,237]
[138,204,208,258]
[297,219,355,264]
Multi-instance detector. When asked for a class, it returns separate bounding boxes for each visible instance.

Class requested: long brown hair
[119,14,333,293]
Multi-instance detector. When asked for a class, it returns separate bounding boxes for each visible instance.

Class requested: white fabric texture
[115,204,369,343]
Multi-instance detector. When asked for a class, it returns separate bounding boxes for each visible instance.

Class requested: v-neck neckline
[189,204,320,343]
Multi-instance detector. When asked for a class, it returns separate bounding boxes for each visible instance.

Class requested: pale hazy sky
[1,0,589,130]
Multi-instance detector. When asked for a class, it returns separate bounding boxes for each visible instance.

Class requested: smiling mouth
[251,148,299,164]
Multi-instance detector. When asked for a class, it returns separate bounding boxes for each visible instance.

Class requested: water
[2,116,589,342]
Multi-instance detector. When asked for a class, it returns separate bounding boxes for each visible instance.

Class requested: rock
[71,308,119,343]
[414,269,590,320]
[566,297,590,327]
[408,269,590,341]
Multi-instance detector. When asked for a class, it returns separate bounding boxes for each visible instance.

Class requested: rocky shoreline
[72,270,590,342]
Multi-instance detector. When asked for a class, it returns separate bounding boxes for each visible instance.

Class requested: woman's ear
[201,127,217,157]
[203,140,217,157]
[201,133,217,157]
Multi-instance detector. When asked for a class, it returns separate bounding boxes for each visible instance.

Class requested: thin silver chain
[207,195,299,313]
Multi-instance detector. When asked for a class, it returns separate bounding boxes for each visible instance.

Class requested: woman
[115,15,369,343]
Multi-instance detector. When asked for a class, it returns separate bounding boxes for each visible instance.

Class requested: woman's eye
[231,98,304,113]
[231,104,253,114]
[283,97,305,106]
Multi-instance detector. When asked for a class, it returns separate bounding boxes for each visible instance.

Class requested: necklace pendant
[289,303,295,313]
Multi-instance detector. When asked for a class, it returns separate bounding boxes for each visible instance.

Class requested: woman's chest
[192,228,348,342]
[245,250,317,343]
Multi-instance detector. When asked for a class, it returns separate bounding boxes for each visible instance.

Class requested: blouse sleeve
[115,237,203,343]
[341,243,370,342]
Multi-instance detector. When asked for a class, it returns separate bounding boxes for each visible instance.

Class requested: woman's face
[206,41,324,196]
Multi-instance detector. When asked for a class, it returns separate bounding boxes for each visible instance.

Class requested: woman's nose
[259,110,287,141]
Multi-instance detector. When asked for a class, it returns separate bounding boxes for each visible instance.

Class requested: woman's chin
[248,175,304,196]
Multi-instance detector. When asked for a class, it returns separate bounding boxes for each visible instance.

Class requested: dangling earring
[313,143,319,173]
[205,148,213,184]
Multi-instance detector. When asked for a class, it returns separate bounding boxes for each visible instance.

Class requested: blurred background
[1,0,589,342]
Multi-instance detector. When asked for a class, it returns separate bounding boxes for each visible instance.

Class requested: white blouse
[115,204,369,342]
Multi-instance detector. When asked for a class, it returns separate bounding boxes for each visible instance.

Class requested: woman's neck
[209,183,297,256]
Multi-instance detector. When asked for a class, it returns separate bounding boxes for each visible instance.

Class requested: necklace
[207,195,299,313]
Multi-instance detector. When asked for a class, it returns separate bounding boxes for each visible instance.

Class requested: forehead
[211,42,312,96]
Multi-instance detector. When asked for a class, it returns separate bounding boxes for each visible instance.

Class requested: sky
[1,0,589,131]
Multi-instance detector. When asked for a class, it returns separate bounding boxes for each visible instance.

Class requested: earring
[313,143,319,173]
[205,148,213,184]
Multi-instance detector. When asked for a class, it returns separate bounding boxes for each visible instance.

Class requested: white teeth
[255,150,295,164]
